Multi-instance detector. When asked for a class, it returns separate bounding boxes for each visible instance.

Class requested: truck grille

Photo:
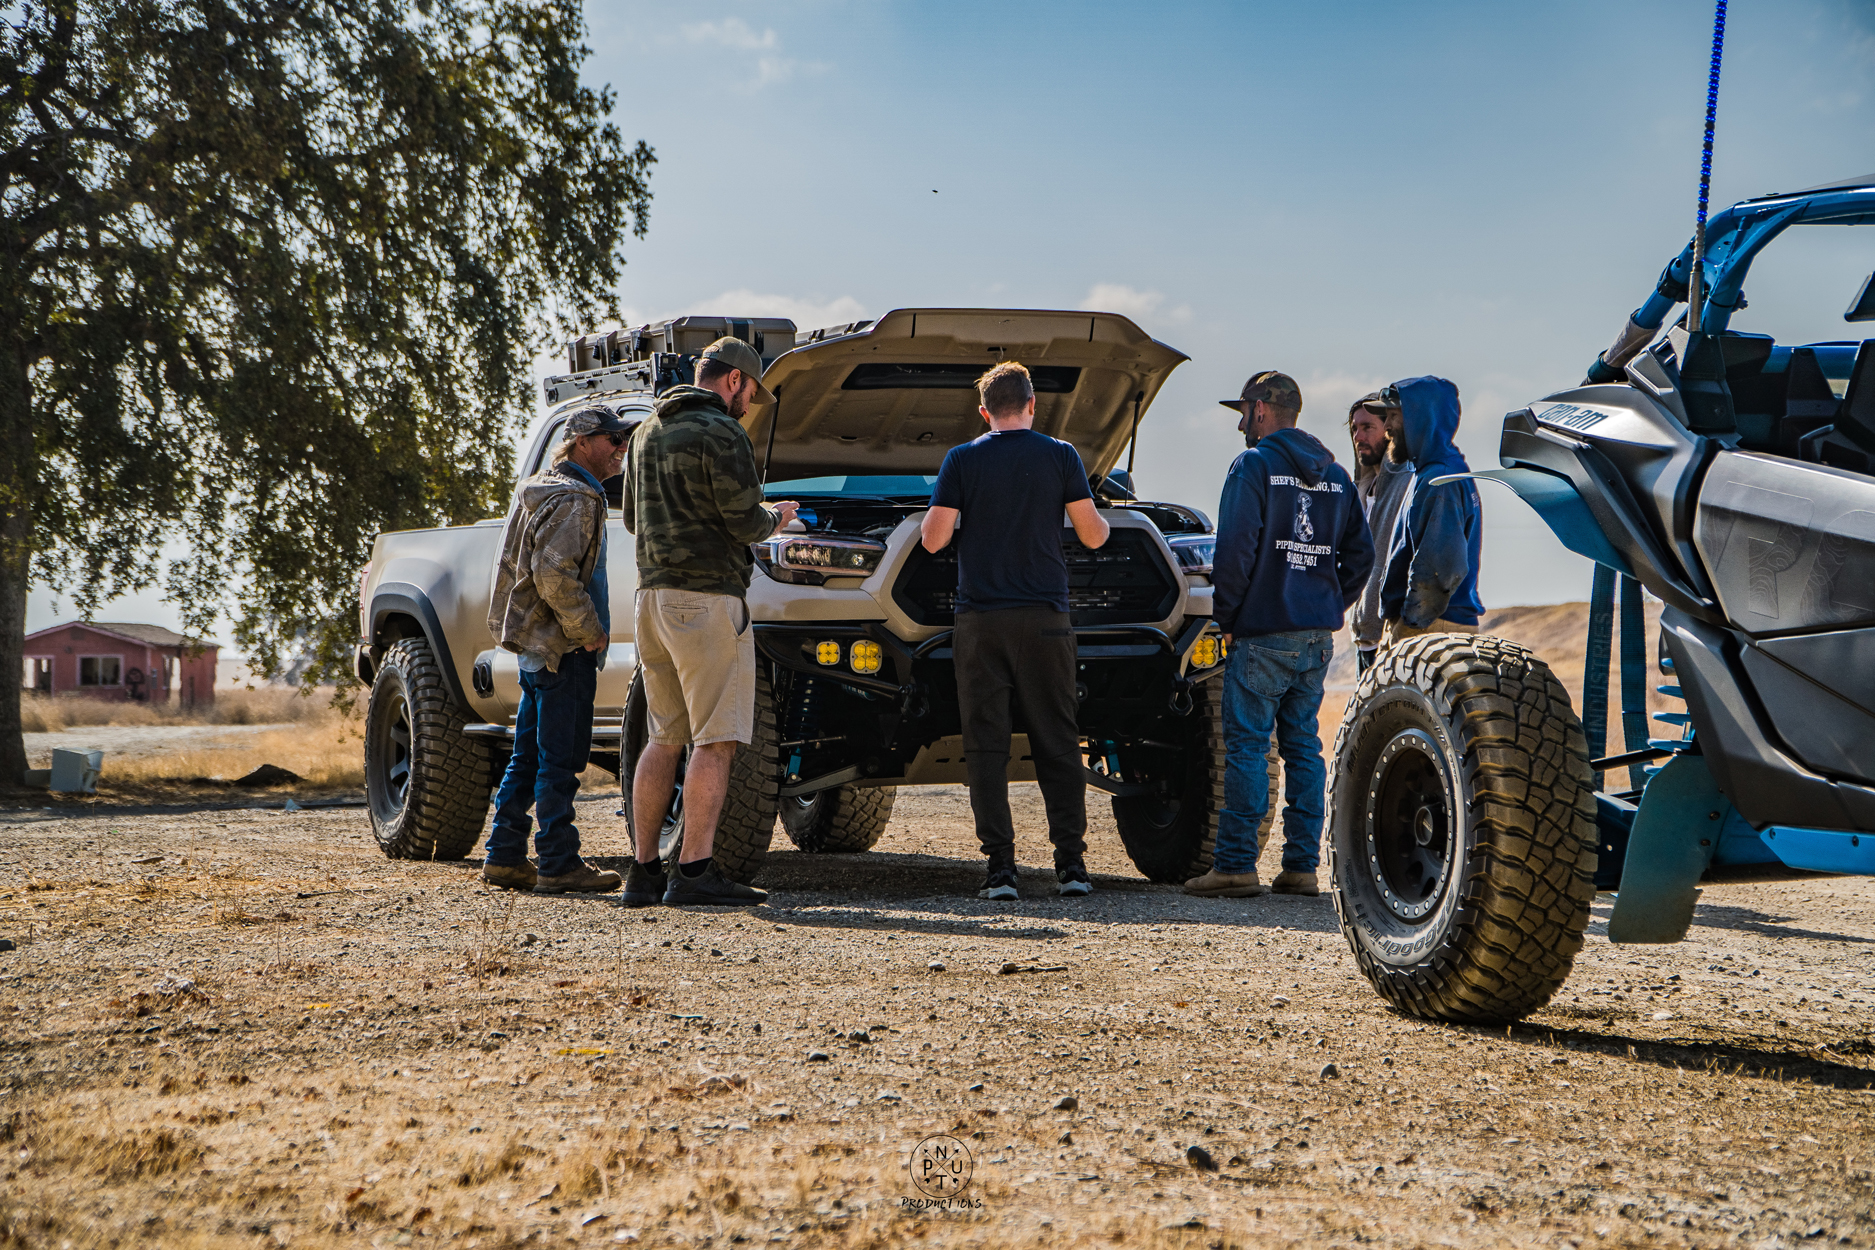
[893,528,1180,626]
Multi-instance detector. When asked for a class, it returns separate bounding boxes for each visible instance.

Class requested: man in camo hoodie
[621,337,797,907]
[482,407,632,896]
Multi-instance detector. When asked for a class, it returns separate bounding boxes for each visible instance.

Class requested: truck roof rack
[543,315,798,406]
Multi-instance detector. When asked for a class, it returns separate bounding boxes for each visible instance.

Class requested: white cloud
[681,17,777,51]
[1078,283,1192,327]
[1297,369,1389,430]
[679,17,822,88]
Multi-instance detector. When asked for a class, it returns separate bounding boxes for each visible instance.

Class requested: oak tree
[2,0,652,783]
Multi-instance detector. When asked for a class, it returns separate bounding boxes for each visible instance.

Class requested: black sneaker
[979,863,1019,901]
[1056,864,1093,897]
[620,861,665,908]
[663,861,767,907]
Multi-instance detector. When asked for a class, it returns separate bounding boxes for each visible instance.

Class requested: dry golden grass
[21,685,339,733]
[102,719,366,790]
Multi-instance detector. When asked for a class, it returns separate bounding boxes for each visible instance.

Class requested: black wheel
[1328,634,1598,1023]
[364,636,491,861]
[1111,679,1279,884]
[621,664,780,884]
[781,784,896,853]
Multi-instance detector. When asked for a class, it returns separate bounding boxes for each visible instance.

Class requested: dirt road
[2,786,1871,1248]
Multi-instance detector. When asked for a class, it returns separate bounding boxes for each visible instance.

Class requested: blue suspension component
[1618,576,1649,791]
[1584,565,1616,778]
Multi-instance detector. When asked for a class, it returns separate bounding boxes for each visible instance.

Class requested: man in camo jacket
[620,337,798,908]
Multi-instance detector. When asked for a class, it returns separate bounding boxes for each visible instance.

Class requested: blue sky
[30,0,1875,643]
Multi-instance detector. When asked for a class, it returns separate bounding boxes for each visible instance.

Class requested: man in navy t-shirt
[921,362,1111,901]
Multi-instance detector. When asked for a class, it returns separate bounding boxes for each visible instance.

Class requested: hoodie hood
[518,460,605,511]
[1397,376,1466,475]
[1256,426,1335,487]
[654,384,728,420]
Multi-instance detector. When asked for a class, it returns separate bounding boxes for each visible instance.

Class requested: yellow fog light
[1190,636,1221,669]
[850,640,883,675]
[816,640,842,666]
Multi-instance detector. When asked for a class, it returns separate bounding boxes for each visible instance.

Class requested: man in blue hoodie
[1186,372,1374,899]
[1375,376,1484,646]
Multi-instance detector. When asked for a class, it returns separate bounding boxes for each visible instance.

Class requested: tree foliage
[0,0,653,781]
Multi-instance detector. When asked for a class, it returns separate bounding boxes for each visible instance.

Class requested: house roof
[24,621,219,650]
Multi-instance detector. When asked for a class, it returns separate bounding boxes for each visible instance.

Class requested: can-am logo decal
[1537,403,1609,431]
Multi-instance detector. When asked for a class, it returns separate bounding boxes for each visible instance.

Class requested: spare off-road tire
[365,636,491,861]
[1111,679,1278,883]
[1328,634,1597,1024]
[622,664,781,884]
[782,784,895,853]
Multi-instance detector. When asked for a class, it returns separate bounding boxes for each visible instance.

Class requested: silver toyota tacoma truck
[357,308,1267,884]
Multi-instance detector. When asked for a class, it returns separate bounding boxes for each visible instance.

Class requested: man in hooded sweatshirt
[1186,372,1374,899]
[622,337,798,907]
[1376,376,1484,647]
[1349,391,1415,674]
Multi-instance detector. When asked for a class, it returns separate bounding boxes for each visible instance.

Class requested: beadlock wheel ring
[1363,727,1457,922]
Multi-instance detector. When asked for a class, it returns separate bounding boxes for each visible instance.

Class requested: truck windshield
[764,475,939,498]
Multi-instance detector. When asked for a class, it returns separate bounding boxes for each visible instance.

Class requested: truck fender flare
[369,582,472,712]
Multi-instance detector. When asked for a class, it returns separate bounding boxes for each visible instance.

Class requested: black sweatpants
[953,607,1088,867]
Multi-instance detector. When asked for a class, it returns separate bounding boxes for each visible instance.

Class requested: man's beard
[1386,435,1409,464]
[728,388,750,420]
[1356,445,1382,467]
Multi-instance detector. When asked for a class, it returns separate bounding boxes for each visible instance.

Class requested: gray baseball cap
[699,337,776,404]
[559,407,634,440]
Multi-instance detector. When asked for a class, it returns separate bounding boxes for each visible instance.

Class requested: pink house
[21,622,220,707]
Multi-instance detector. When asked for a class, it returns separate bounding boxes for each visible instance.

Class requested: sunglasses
[604,432,628,447]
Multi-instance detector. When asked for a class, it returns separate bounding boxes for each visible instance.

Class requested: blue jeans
[1214,629,1335,875]
[486,649,596,878]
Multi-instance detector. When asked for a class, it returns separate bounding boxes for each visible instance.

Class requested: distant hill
[1320,598,1669,756]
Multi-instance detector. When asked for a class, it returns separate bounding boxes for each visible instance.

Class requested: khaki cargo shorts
[634,588,756,747]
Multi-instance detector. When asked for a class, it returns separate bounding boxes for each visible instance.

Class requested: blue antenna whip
[1688,0,1727,333]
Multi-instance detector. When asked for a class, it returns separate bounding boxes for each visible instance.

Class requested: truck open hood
[743,308,1189,483]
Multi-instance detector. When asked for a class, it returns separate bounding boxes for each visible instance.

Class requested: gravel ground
[1,784,1872,1249]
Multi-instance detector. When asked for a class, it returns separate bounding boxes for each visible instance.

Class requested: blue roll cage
[1586,181,1875,384]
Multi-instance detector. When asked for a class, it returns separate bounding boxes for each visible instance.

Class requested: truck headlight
[1167,535,1216,576]
[1189,636,1221,669]
[850,640,883,675]
[816,641,842,666]
[768,537,887,575]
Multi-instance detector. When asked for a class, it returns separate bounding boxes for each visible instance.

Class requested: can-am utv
[1329,176,1875,1023]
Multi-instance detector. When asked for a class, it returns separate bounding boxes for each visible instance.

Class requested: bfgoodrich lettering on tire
[365,636,491,861]
[1327,634,1597,1023]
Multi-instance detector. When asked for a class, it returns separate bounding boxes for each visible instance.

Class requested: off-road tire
[365,636,491,861]
[622,664,781,884]
[781,784,896,853]
[1327,634,1597,1024]
[1111,679,1275,882]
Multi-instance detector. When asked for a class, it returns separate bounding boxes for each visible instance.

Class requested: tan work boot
[534,862,622,895]
[482,861,538,891]
[1183,869,1268,898]
[1270,870,1320,896]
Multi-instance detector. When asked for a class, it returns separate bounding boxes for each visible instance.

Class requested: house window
[23,658,52,693]
[79,655,122,686]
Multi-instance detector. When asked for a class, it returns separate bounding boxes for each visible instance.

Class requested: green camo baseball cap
[699,337,776,404]
[1219,370,1302,414]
